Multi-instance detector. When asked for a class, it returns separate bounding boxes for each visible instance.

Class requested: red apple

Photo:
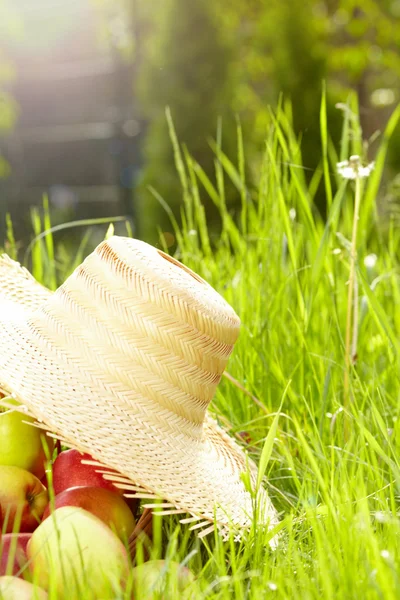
[0,401,54,480]
[0,576,48,599]
[28,507,129,598]
[0,534,32,578]
[42,487,135,540]
[0,466,48,533]
[52,449,123,495]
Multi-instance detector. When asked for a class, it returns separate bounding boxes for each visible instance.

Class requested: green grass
[2,94,400,599]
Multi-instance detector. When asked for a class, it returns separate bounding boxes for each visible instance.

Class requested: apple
[52,449,123,495]
[0,576,48,599]
[27,506,130,598]
[0,466,48,533]
[42,486,135,540]
[0,533,32,578]
[0,401,54,480]
[131,560,196,599]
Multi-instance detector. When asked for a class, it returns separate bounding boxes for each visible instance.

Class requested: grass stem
[343,174,362,423]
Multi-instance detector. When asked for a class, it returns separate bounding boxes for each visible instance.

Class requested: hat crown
[40,237,240,433]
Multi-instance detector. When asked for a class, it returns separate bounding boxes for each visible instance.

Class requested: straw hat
[0,236,278,538]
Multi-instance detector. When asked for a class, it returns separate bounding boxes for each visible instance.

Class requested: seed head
[337,155,375,180]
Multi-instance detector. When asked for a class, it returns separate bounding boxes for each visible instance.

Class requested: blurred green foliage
[131,0,400,240]
[0,0,18,180]
[135,0,235,239]
[1,0,400,238]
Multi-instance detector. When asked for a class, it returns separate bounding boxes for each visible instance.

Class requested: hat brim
[0,256,278,536]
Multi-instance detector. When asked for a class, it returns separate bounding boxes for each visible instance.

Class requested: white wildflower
[337,155,375,180]
[364,253,377,269]
[289,208,296,221]
[268,582,278,591]
[371,88,395,108]
[374,511,388,523]
[380,550,390,560]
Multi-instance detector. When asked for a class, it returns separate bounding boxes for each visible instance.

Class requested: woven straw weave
[0,237,278,536]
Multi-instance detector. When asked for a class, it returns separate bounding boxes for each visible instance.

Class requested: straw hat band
[60,263,234,372]
[94,241,240,345]
[40,291,222,406]
[30,308,211,427]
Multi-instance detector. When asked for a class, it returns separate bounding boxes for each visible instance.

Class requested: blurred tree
[222,0,400,154]
[92,0,135,61]
[207,0,400,209]
[0,1,19,249]
[326,0,400,166]
[225,3,337,155]
[94,0,400,232]
[136,0,234,241]
[264,0,331,166]
[135,0,341,226]
[327,1,400,101]
[0,1,18,181]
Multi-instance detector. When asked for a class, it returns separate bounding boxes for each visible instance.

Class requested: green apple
[0,401,54,479]
[131,560,196,599]
[0,466,48,533]
[0,576,48,599]
[27,506,130,598]
[42,486,135,541]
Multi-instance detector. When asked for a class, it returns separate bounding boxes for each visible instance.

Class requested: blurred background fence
[0,0,400,249]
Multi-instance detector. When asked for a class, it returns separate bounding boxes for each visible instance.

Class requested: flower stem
[344,175,361,427]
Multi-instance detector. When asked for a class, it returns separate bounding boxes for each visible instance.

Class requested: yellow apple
[0,576,48,599]
[0,466,48,533]
[27,506,130,598]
